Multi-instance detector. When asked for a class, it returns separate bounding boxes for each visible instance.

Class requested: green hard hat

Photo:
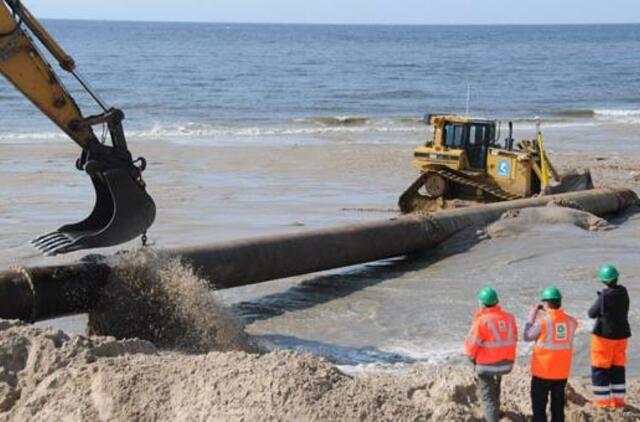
[540,286,562,301]
[598,264,619,284]
[477,287,499,306]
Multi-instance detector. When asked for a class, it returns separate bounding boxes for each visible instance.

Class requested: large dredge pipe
[0,188,637,322]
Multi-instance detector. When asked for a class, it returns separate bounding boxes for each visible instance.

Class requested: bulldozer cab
[432,115,496,170]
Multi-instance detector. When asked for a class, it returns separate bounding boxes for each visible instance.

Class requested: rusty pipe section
[0,188,637,322]
[0,263,110,322]
[168,187,638,287]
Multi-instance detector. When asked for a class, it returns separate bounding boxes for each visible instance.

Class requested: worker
[588,264,631,409]
[524,287,578,422]
[465,287,517,422]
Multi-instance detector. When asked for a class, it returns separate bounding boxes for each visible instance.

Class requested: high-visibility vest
[465,306,518,375]
[531,309,578,380]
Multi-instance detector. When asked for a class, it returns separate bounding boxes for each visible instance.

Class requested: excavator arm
[0,0,155,255]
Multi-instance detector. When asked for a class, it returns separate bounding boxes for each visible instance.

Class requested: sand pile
[0,320,638,421]
[485,204,610,238]
[88,249,253,353]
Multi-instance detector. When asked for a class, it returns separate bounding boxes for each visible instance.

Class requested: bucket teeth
[31,232,66,246]
[31,231,75,256]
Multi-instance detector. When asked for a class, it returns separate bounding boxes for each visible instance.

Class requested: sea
[2,21,640,142]
[1,21,640,375]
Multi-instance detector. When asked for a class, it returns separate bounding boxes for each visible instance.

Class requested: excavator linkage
[31,163,156,256]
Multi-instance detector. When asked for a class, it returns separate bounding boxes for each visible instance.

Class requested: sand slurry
[0,320,637,422]
[88,250,254,354]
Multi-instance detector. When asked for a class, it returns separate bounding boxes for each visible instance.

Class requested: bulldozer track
[398,167,524,214]
[433,168,524,201]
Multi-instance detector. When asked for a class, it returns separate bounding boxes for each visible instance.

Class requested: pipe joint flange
[552,198,585,212]
[600,186,638,210]
[417,212,442,233]
[615,189,640,208]
[8,265,37,322]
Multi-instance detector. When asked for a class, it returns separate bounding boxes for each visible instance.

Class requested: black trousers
[531,376,567,422]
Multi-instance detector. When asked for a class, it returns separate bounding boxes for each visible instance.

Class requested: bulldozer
[398,114,593,213]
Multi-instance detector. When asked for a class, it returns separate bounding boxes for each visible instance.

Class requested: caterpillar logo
[497,160,511,177]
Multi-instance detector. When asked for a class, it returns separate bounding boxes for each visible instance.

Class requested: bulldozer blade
[31,168,156,256]
[546,169,594,195]
[398,173,432,213]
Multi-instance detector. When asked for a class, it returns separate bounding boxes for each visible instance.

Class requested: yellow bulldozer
[398,114,593,213]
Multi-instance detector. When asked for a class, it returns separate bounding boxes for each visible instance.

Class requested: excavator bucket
[31,167,156,256]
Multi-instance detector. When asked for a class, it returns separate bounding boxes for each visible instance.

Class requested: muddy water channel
[223,211,640,375]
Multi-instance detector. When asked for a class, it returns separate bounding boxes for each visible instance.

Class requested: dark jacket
[588,284,631,339]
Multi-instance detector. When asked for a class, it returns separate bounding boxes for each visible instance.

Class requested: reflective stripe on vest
[471,315,516,348]
[476,362,514,374]
[534,315,576,350]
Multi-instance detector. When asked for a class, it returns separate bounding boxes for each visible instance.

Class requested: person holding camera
[524,287,578,422]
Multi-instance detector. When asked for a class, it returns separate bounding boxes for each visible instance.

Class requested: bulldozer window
[468,124,487,146]
[466,124,490,169]
[444,124,465,148]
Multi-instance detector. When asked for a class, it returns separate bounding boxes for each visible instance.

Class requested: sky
[26,0,640,25]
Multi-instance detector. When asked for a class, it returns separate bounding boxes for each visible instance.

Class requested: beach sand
[0,319,638,422]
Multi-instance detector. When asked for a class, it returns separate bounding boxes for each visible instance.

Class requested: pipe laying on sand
[0,188,637,322]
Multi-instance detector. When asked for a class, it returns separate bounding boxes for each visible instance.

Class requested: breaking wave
[0,132,67,141]
[0,117,423,143]
[552,108,640,124]
[135,120,419,139]
[297,116,370,126]
[593,108,640,124]
[2,110,639,144]
[553,109,596,118]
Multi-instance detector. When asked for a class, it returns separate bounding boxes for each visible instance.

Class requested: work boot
[592,399,611,408]
[610,398,626,409]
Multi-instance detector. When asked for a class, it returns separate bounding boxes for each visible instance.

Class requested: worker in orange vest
[465,287,518,422]
[588,264,631,408]
[524,287,578,422]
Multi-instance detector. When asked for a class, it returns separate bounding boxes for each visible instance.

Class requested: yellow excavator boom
[0,1,96,147]
[0,0,155,255]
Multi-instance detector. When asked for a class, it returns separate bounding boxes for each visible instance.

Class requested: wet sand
[0,141,413,269]
[2,135,639,269]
